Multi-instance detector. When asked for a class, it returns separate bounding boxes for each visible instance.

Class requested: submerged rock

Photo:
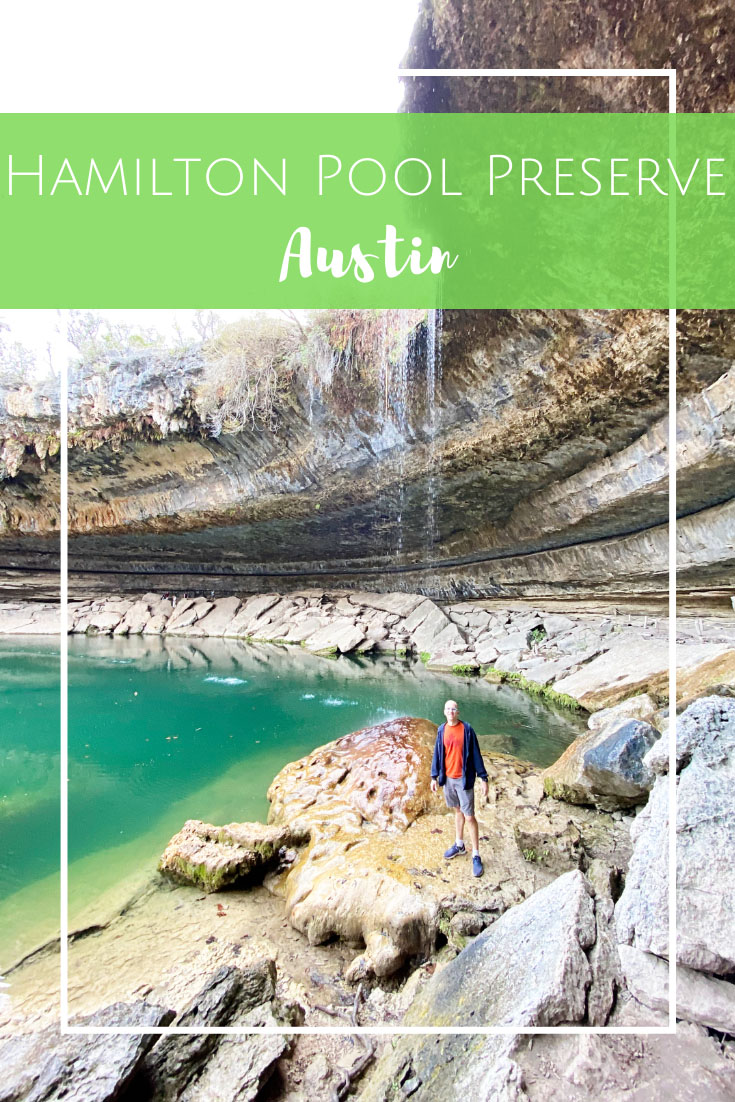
[159,819,308,893]
[542,720,660,810]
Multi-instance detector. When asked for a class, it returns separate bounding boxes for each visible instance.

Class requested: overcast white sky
[1,1,420,113]
[1,1,421,374]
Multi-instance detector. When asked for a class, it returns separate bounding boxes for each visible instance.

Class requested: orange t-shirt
[443,722,464,779]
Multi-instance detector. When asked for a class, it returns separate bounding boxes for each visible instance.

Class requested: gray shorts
[444,776,475,817]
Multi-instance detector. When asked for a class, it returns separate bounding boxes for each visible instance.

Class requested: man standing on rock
[430,699,489,877]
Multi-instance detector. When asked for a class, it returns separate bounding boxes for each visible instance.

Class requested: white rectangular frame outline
[59,64,678,1037]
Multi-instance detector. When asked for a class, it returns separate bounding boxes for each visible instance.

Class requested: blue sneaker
[444,842,466,859]
[472,855,484,878]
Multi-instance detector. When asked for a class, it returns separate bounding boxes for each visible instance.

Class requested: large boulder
[676,696,735,974]
[542,719,660,810]
[159,819,308,892]
[618,944,735,1035]
[137,963,289,1101]
[407,600,466,657]
[360,872,637,1101]
[613,775,669,958]
[616,696,735,975]
[360,1025,735,1102]
[195,596,242,636]
[587,693,658,731]
[404,871,600,1027]
[0,1001,173,1102]
[267,716,437,833]
[302,617,366,654]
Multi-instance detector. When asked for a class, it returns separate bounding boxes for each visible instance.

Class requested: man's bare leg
[466,814,480,854]
[454,808,465,846]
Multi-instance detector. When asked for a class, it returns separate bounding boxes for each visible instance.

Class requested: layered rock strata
[1,309,732,601]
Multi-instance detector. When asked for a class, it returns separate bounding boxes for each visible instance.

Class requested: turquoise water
[0,634,585,966]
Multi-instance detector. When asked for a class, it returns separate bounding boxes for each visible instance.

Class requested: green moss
[395,645,408,657]
[161,855,228,892]
[420,651,431,663]
[451,663,477,675]
[484,668,582,711]
[484,667,505,684]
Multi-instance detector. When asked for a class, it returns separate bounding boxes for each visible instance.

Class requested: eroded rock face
[10,306,720,601]
[267,716,437,834]
[616,696,735,977]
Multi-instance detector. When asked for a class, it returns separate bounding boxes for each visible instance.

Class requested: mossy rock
[158,819,304,893]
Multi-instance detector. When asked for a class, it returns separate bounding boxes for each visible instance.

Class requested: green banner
[0,113,732,306]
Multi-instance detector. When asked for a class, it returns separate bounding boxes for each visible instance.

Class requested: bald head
[444,700,460,723]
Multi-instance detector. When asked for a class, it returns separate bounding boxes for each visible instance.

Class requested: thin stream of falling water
[378,313,391,557]
[425,309,443,560]
[394,325,411,564]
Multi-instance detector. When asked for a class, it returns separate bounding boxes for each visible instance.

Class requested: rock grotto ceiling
[0,308,732,602]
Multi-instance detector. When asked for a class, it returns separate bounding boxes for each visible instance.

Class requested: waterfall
[393,324,411,563]
[374,309,442,578]
[425,308,443,560]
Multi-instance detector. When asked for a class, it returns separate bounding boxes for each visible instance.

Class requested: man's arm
[469,725,488,779]
[430,729,442,793]
[469,725,489,801]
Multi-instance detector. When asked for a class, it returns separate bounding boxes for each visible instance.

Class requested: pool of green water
[0,634,585,967]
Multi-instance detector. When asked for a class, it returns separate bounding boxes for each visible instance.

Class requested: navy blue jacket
[431,721,488,789]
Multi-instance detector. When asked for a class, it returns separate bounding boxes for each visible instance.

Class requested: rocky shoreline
[2,593,735,1098]
[3,689,735,1098]
[3,589,735,711]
